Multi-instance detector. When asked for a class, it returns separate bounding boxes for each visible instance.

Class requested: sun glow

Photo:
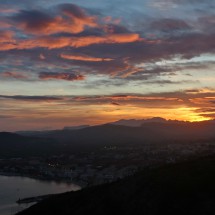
[94,105,211,123]
[172,107,211,122]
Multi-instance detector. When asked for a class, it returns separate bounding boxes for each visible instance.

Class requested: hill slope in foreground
[18,155,215,215]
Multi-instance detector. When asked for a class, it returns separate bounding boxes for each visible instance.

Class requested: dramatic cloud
[39,72,85,81]
[0,0,214,130]
[11,5,97,35]
[0,33,142,51]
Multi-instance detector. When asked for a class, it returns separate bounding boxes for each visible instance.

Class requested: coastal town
[1,140,215,187]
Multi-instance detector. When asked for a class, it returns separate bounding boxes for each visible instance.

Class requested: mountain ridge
[1,119,214,158]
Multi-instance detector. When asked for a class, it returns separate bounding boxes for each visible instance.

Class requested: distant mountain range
[110,117,179,127]
[63,125,90,130]
[110,117,215,127]
[0,118,215,158]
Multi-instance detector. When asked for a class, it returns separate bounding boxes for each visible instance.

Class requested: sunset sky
[0,0,215,131]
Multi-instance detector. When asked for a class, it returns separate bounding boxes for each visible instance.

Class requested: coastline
[0,174,82,215]
[16,194,55,204]
[0,172,84,188]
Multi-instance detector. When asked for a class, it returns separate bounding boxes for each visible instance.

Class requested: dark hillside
[0,132,57,158]
[27,121,215,146]
[18,155,215,215]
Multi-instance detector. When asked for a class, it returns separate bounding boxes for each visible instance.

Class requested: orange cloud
[0,33,142,51]
[0,31,14,43]
[60,53,113,62]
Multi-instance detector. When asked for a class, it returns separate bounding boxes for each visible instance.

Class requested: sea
[0,175,81,215]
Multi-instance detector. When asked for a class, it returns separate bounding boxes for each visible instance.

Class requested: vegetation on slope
[18,155,215,215]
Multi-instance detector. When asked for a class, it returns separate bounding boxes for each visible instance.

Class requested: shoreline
[0,172,85,188]
[16,194,55,204]
[0,174,82,215]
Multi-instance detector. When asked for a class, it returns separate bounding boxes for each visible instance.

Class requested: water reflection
[0,175,81,215]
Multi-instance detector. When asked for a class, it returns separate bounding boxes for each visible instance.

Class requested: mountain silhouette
[1,119,215,157]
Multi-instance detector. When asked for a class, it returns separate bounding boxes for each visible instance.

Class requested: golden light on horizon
[94,105,212,124]
[0,94,214,131]
[172,107,211,122]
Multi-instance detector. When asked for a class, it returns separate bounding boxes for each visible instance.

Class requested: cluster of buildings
[1,140,215,186]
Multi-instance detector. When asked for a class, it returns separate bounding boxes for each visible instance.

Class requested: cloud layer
[0,0,214,130]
